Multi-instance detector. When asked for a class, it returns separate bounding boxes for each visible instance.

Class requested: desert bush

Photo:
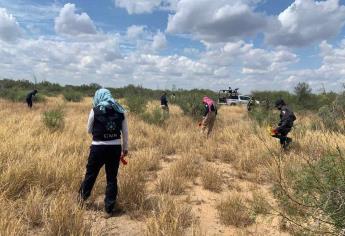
[216,194,255,227]
[0,89,45,103]
[172,154,201,181]
[46,193,89,236]
[156,170,186,195]
[273,153,345,234]
[62,90,83,102]
[125,95,148,114]
[141,107,168,126]
[248,106,278,126]
[251,91,296,109]
[201,164,223,192]
[294,82,316,110]
[146,195,194,236]
[249,191,270,215]
[42,107,65,131]
[174,93,206,119]
[318,105,341,132]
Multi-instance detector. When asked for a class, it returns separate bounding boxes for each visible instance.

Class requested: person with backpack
[26,89,38,108]
[200,96,217,137]
[79,88,128,218]
[272,99,296,150]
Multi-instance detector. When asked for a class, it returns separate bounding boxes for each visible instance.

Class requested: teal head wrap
[93,88,126,113]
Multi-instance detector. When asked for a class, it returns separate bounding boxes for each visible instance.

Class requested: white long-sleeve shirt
[87,109,128,150]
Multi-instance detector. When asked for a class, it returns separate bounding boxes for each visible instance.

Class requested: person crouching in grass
[79,88,128,218]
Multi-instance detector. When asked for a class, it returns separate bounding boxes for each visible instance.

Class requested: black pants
[26,98,32,108]
[79,145,121,213]
[273,130,292,148]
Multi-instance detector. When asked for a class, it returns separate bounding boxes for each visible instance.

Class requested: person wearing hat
[272,99,296,149]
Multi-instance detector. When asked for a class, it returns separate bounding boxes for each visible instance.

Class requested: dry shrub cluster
[201,163,223,192]
[248,190,271,215]
[145,195,194,236]
[216,194,255,227]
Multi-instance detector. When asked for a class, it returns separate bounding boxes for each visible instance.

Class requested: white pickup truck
[218,95,252,105]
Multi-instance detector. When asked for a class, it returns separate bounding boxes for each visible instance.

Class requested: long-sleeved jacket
[277,106,296,133]
[161,95,168,107]
[203,104,217,117]
[26,90,37,101]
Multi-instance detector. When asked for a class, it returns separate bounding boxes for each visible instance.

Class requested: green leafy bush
[62,90,83,102]
[174,94,205,119]
[42,108,65,131]
[318,105,341,132]
[273,153,345,233]
[248,106,278,126]
[0,89,45,103]
[125,96,148,114]
[141,107,168,125]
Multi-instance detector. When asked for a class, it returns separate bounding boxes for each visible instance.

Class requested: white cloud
[167,0,269,43]
[114,0,179,14]
[266,0,345,47]
[126,25,146,39]
[152,31,167,50]
[4,32,343,92]
[0,8,21,42]
[114,0,162,14]
[54,3,97,36]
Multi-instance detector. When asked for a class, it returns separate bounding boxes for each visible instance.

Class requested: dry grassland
[1,96,343,235]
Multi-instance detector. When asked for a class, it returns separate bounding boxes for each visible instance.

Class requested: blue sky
[1,0,345,92]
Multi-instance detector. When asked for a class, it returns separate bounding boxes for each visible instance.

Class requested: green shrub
[273,154,345,233]
[318,105,341,132]
[141,107,168,125]
[216,194,255,227]
[174,94,205,119]
[125,96,148,114]
[42,108,65,131]
[0,89,45,103]
[248,106,278,126]
[63,90,83,102]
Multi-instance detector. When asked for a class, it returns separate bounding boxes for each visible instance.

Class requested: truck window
[240,96,250,101]
[230,95,239,99]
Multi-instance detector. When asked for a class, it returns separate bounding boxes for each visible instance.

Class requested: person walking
[160,92,169,113]
[26,89,38,108]
[79,88,128,218]
[272,99,296,150]
[200,96,217,137]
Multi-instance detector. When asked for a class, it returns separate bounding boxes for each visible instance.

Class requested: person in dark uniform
[247,97,254,111]
[272,99,296,150]
[79,88,128,218]
[26,89,38,108]
[160,92,169,113]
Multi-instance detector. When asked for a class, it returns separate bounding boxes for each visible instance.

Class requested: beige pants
[201,112,216,136]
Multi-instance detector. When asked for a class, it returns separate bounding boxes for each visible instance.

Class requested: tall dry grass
[0,97,344,235]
